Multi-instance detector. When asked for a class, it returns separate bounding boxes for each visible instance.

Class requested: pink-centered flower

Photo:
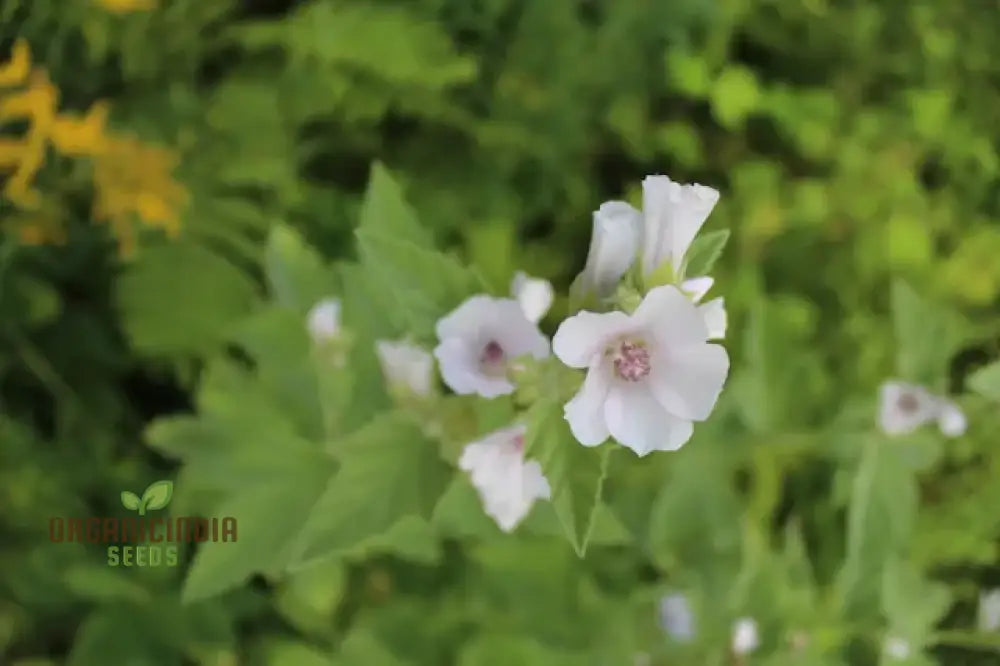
[552,285,729,456]
[434,295,550,398]
[458,425,551,532]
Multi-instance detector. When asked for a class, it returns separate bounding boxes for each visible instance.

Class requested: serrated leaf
[117,241,258,356]
[968,361,1000,401]
[288,412,451,568]
[523,398,609,557]
[355,228,481,340]
[181,448,335,604]
[682,229,730,278]
[265,224,335,313]
[140,480,173,513]
[120,490,140,511]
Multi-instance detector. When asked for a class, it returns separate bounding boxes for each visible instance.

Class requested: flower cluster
[0,39,186,255]
[306,173,732,532]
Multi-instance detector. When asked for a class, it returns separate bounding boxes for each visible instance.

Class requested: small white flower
[575,201,642,298]
[878,381,967,438]
[659,593,695,642]
[878,381,942,436]
[375,339,434,396]
[458,425,551,532]
[681,276,727,340]
[884,636,911,660]
[978,587,1000,632]
[640,175,720,279]
[434,295,550,398]
[731,617,759,655]
[306,298,341,343]
[553,285,729,456]
[937,400,967,438]
[511,271,554,324]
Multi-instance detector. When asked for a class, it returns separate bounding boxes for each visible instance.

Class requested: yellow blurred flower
[0,40,187,255]
[92,135,188,257]
[94,0,157,13]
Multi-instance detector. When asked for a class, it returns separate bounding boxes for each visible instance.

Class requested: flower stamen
[613,340,651,381]
[479,339,507,376]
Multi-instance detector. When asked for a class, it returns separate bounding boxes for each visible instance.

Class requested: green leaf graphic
[140,480,173,515]
[120,490,141,512]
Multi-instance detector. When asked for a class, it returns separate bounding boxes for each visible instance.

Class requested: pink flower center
[479,339,507,376]
[513,433,525,452]
[613,341,651,381]
[897,392,920,413]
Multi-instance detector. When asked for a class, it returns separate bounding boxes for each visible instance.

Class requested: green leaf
[968,360,1000,401]
[358,162,430,247]
[120,490,140,511]
[181,449,336,604]
[117,241,258,356]
[288,412,451,568]
[836,441,918,617]
[682,229,730,278]
[140,480,173,513]
[458,634,580,666]
[355,229,481,340]
[891,280,963,388]
[523,397,610,557]
[882,558,951,640]
[265,224,335,313]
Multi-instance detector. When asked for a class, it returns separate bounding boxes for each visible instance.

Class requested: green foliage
[3,0,1000,665]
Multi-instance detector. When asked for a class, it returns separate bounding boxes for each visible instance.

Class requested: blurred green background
[2,0,1000,664]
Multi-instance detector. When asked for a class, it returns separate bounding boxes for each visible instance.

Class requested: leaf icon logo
[120,480,173,516]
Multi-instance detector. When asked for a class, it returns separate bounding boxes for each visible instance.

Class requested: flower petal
[877,380,939,436]
[698,297,727,340]
[604,382,694,455]
[434,337,514,397]
[681,276,714,302]
[579,201,642,296]
[640,175,720,277]
[564,357,612,446]
[648,343,729,421]
[937,401,967,437]
[552,310,631,368]
[375,339,434,395]
[631,285,709,349]
[511,271,554,324]
[494,299,551,360]
[435,294,500,340]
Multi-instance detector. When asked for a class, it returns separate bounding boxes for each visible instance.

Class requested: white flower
[458,425,551,532]
[574,201,642,298]
[306,298,341,343]
[552,285,729,456]
[877,381,967,438]
[937,401,967,438]
[511,271,554,324]
[681,276,727,340]
[884,636,911,660]
[978,588,1000,632]
[731,617,759,655]
[434,295,550,398]
[659,593,695,642]
[375,339,434,396]
[640,175,720,279]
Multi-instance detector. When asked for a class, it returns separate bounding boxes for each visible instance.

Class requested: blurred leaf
[181,447,335,604]
[523,395,609,557]
[683,229,730,278]
[891,279,963,388]
[117,241,258,356]
[289,411,451,568]
[710,66,761,129]
[265,224,335,313]
[967,360,1000,401]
